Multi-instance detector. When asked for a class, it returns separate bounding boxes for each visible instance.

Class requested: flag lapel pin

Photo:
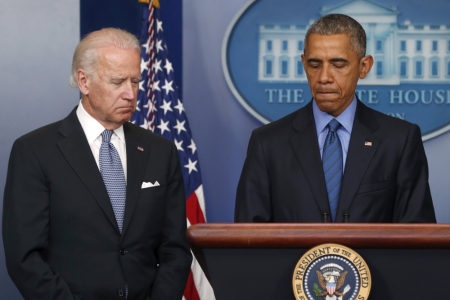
[137,146,144,151]
[364,141,372,146]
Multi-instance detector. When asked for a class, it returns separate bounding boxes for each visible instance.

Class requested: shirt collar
[76,100,125,145]
[312,95,357,135]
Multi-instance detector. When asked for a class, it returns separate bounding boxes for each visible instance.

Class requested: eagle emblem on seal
[315,263,351,300]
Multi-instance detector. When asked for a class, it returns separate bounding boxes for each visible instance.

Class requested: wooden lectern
[187,224,450,299]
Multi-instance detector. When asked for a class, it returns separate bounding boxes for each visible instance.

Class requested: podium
[187,224,450,299]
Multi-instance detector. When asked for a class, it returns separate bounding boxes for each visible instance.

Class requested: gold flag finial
[138,0,160,8]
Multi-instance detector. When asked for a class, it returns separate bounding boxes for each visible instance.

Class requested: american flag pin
[137,146,144,151]
[364,141,372,146]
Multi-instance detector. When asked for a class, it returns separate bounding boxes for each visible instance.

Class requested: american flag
[131,1,215,299]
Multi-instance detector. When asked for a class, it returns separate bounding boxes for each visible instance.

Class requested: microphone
[323,212,329,223]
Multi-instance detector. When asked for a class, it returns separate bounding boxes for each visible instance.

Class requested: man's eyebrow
[110,76,142,81]
[110,77,126,81]
[306,58,322,63]
[307,57,349,64]
[329,58,349,63]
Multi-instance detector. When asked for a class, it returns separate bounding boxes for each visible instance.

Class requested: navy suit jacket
[3,108,192,299]
[235,99,436,223]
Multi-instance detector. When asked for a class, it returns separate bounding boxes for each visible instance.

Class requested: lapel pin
[364,141,372,146]
[137,146,144,151]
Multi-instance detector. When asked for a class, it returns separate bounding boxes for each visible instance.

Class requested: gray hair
[69,28,141,87]
[304,14,366,59]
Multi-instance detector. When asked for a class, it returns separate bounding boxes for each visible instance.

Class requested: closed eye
[308,63,321,69]
[330,58,348,68]
[111,79,125,86]
[333,64,346,69]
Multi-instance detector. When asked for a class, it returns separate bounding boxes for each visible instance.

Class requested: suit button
[119,248,125,255]
[118,289,124,297]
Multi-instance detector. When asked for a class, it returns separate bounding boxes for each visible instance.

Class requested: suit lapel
[336,101,380,222]
[121,123,149,237]
[289,102,331,215]
[57,108,120,233]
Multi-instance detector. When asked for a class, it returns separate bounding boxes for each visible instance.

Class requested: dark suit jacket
[3,108,192,299]
[235,99,436,223]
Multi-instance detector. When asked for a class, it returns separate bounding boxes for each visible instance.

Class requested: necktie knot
[327,119,341,133]
[101,130,114,144]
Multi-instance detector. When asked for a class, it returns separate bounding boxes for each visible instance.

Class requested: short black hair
[304,14,366,59]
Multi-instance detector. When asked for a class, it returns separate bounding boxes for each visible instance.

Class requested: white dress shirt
[76,101,127,181]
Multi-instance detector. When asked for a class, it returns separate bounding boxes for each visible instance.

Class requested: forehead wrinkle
[98,62,140,82]
[93,47,141,86]
[98,47,138,68]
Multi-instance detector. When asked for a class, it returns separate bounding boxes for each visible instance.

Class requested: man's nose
[318,65,333,84]
[122,81,137,100]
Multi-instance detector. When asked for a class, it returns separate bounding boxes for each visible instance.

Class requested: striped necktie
[322,119,343,222]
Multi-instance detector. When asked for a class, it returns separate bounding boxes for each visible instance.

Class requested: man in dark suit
[235,14,436,223]
[3,28,192,299]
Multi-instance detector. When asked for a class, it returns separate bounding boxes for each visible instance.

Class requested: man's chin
[116,111,135,124]
[123,115,133,123]
[314,101,339,115]
[315,98,337,107]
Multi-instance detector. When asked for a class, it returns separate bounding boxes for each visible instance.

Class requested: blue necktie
[322,119,343,222]
[99,130,126,233]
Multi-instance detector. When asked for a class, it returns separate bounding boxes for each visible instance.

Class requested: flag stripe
[184,271,201,300]
[186,189,206,225]
[195,185,206,219]
[191,248,216,299]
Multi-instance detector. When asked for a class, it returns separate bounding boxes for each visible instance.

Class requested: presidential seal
[292,244,371,300]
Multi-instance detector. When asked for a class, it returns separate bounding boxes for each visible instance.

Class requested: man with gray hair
[235,14,436,223]
[3,28,192,299]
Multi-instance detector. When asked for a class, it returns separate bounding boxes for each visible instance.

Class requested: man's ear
[359,55,374,79]
[77,69,90,95]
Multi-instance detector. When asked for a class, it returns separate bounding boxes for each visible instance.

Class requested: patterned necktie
[99,130,126,233]
[322,119,343,222]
